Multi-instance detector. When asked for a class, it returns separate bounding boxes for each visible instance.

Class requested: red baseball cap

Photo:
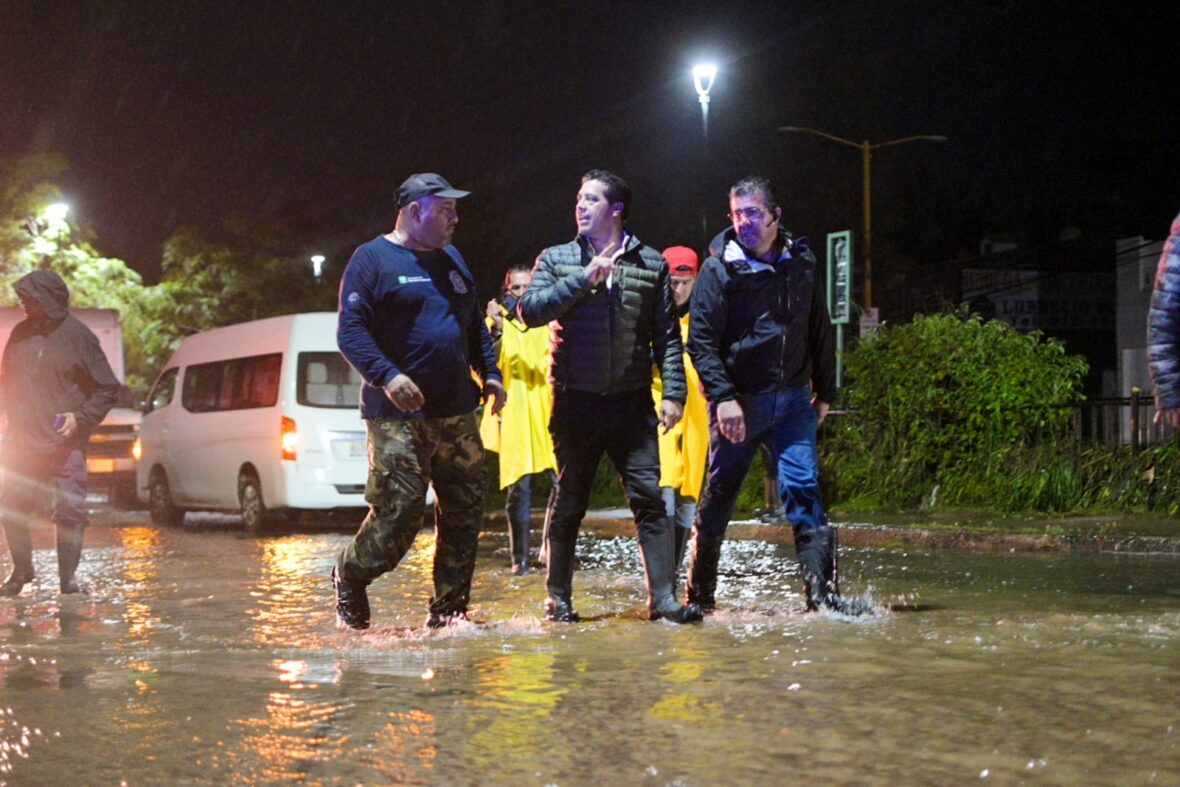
[663,246,699,276]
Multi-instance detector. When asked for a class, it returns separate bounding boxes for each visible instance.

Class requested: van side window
[145,368,179,414]
[183,353,282,413]
[297,352,361,409]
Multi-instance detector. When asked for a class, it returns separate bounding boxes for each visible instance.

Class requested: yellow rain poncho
[652,312,708,500]
[480,307,557,489]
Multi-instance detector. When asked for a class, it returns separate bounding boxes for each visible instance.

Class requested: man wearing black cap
[333,173,506,630]
[518,169,702,624]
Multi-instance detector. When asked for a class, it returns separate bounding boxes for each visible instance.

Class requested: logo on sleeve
[449,271,468,294]
[347,292,361,306]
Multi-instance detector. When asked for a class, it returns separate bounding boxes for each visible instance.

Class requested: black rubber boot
[1,523,35,597]
[640,521,702,624]
[56,524,88,594]
[673,526,691,579]
[543,537,580,622]
[685,530,723,611]
[796,525,843,611]
[332,566,370,630]
[538,485,557,568]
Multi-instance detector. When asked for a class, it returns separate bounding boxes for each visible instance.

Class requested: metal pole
[862,142,873,311]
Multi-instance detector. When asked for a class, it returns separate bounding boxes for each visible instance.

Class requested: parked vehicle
[135,312,371,530]
[0,307,141,507]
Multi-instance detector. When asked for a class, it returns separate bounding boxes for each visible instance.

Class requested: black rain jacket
[0,270,120,453]
[687,227,836,405]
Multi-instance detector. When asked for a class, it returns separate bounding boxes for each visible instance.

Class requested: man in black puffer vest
[518,170,702,624]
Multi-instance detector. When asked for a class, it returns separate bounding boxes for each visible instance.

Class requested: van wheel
[149,471,184,527]
[238,472,271,532]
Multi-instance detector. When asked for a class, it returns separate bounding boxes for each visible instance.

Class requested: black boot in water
[795,525,871,615]
[685,530,723,611]
[543,537,580,622]
[332,567,370,630]
[1,522,35,597]
[56,524,88,594]
[640,523,702,624]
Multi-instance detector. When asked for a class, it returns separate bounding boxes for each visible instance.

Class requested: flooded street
[1,513,1178,784]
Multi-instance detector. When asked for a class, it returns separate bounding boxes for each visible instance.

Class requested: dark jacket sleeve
[652,260,687,403]
[468,302,503,385]
[75,327,120,429]
[337,247,401,389]
[1148,213,1180,408]
[687,257,737,403]
[805,249,837,404]
[517,248,593,327]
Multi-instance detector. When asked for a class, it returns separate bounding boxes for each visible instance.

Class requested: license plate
[87,458,116,474]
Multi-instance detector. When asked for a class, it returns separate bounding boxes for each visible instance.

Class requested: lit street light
[692,63,717,144]
[692,63,718,249]
[44,202,70,224]
[310,254,326,281]
[778,126,946,311]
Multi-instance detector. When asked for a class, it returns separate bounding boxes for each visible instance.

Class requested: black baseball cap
[396,173,471,210]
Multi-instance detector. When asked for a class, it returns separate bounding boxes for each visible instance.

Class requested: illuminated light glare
[692,63,718,103]
[310,254,325,279]
[43,202,69,223]
[131,437,142,461]
[280,416,298,461]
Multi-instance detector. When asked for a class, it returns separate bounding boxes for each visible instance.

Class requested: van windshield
[298,352,361,409]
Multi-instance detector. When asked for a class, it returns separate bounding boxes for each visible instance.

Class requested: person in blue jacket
[332,173,506,631]
[1149,212,1180,429]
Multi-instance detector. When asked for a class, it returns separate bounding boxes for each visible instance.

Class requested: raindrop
[787,683,801,691]
[980,769,990,778]
[421,668,434,681]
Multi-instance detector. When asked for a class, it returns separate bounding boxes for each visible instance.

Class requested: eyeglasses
[727,207,771,224]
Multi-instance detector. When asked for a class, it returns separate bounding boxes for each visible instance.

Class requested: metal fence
[1066,390,1177,452]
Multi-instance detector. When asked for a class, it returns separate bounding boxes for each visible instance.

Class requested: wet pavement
[0,509,1178,784]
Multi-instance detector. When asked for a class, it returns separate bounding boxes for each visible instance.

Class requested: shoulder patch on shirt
[346,292,361,306]
[449,271,468,294]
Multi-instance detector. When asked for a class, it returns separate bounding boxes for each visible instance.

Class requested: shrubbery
[825,306,1091,511]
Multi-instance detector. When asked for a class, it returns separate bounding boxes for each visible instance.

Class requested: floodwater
[0,514,1178,785]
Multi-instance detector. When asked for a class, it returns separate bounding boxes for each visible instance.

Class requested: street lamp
[692,63,718,248]
[310,254,326,281]
[692,63,717,144]
[778,126,946,311]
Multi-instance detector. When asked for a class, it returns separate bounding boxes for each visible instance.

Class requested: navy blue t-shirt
[337,235,500,419]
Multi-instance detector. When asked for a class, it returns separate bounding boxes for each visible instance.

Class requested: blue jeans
[695,386,826,539]
[505,470,556,567]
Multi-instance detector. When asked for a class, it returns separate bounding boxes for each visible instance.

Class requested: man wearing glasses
[686,176,860,614]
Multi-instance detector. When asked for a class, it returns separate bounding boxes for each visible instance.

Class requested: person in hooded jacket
[686,176,860,614]
[0,269,120,596]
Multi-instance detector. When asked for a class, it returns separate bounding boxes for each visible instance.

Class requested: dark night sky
[2,1,1178,295]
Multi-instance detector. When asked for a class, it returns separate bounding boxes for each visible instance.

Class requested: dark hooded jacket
[0,269,120,453]
[688,227,836,404]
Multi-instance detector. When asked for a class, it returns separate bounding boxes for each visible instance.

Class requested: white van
[136,312,369,529]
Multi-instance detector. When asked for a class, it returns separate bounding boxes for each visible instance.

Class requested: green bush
[829,306,1089,510]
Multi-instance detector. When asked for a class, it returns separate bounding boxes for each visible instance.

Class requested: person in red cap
[652,246,708,571]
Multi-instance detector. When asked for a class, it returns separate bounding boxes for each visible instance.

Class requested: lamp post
[778,126,945,311]
[310,254,325,282]
[692,63,718,248]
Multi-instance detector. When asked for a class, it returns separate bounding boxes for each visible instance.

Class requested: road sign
[826,231,852,324]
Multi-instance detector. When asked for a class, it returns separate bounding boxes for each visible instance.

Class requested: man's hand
[716,399,746,444]
[585,239,620,286]
[813,399,830,424]
[483,379,507,416]
[659,399,684,434]
[384,373,425,412]
[55,412,79,438]
[1155,407,1180,429]
[486,299,503,331]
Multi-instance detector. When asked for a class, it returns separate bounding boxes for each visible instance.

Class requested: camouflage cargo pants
[336,411,487,616]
